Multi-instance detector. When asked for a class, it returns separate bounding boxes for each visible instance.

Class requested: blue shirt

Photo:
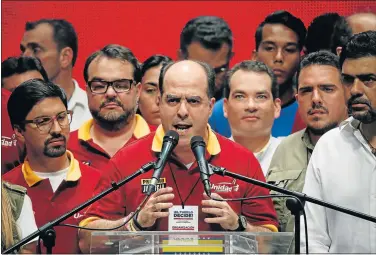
[209,98,299,138]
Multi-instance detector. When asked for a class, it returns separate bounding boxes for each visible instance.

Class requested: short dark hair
[331,16,352,54]
[84,44,141,84]
[305,13,343,54]
[26,19,78,67]
[180,16,233,57]
[255,10,306,50]
[225,60,278,99]
[159,60,215,99]
[339,31,376,67]
[141,54,173,79]
[1,56,49,86]
[298,50,341,88]
[7,79,67,130]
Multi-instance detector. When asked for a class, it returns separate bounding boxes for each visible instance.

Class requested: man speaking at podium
[78,60,278,253]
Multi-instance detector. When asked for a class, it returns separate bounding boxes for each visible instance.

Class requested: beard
[307,121,339,136]
[91,99,136,131]
[43,134,67,158]
[348,96,376,124]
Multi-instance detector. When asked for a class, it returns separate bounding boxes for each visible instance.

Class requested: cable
[210,194,309,254]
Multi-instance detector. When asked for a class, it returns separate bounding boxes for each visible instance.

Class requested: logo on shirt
[141,177,167,193]
[74,212,85,219]
[210,179,239,193]
[1,135,17,147]
[81,160,91,166]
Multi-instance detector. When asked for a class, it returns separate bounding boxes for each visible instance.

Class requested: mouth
[351,103,369,110]
[242,116,259,121]
[273,69,285,76]
[172,123,192,135]
[48,138,65,146]
[309,110,327,115]
[102,102,121,109]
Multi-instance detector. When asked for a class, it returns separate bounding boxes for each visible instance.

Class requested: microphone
[147,130,179,195]
[190,136,212,197]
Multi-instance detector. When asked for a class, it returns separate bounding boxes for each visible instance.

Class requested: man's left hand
[201,193,240,230]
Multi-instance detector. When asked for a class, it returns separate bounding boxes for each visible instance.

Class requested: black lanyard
[168,162,200,209]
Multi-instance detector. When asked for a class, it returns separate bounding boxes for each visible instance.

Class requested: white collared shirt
[230,136,281,176]
[300,117,376,253]
[68,79,92,131]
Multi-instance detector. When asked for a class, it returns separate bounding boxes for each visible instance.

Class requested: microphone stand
[210,165,376,254]
[3,162,155,254]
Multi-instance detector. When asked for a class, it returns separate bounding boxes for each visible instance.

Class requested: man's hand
[137,187,174,228]
[201,193,239,230]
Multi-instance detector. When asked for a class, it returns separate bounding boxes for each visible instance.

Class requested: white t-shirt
[34,167,69,192]
[67,79,92,131]
[230,136,282,176]
[16,194,38,244]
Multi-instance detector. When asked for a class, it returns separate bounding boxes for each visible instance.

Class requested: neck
[279,79,296,106]
[307,130,321,146]
[27,153,70,173]
[53,70,75,101]
[91,116,136,156]
[233,134,270,153]
[360,121,376,148]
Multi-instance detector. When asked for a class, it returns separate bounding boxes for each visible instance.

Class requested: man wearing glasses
[3,79,101,254]
[68,44,154,170]
[178,16,234,101]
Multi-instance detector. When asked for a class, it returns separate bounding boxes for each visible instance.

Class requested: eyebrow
[144,82,158,87]
[261,41,298,47]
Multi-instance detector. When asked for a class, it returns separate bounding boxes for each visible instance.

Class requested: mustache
[100,98,124,109]
[307,104,329,114]
[348,96,371,108]
[44,133,66,146]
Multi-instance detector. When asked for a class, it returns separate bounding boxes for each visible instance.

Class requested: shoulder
[216,134,258,162]
[2,165,24,183]
[68,129,80,144]
[276,129,305,149]
[3,181,27,195]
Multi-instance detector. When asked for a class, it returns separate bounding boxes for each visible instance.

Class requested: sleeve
[81,160,127,225]
[16,194,38,244]
[242,155,279,231]
[300,147,330,253]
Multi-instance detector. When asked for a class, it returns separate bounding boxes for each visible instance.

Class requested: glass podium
[90,231,293,254]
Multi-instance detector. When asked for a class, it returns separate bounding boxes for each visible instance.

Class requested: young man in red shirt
[78,60,278,253]
[68,45,154,170]
[3,79,101,254]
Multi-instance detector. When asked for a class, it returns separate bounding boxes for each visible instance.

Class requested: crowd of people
[1,9,375,254]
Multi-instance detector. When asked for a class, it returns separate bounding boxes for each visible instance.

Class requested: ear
[156,94,161,107]
[295,93,299,105]
[135,82,141,97]
[208,97,216,116]
[251,50,258,61]
[177,49,185,60]
[60,47,73,69]
[228,51,235,61]
[336,46,342,57]
[273,98,282,119]
[223,98,229,119]
[13,125,25,144]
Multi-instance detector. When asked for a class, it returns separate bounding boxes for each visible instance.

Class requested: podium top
[90,231,293,254]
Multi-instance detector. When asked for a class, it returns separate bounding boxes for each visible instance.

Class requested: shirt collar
[68,79,86,108]
[22,151,81,187]
[78,114,150,141]
[301,128,315,151]
[339,116,360,132]
[151,124,221,155]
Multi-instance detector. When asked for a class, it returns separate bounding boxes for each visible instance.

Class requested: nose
[22,49,34,57]
[50,118,63,133]
[245,98,258,112]
[350,78,364,97]
[105,85,117,98]
[311,88,323,105]
[274,49,284,63]
[177,100,189,120]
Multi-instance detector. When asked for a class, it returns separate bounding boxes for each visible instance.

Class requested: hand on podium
[136,187,174,229]
[202,193,239,231]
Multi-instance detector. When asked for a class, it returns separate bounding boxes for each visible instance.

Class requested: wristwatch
[233,215,247,231]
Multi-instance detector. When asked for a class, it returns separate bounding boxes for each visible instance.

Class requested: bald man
[78,60,279,253]
[347,12,376,34]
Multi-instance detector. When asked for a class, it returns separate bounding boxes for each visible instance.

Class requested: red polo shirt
[81,126,278,232]
[2,88,23,174]
[3,151,101,254]
[68,114,155,171]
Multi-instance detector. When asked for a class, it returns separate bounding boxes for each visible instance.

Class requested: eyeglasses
[213,63,229,74]
[22,110,73,133]
[87,79,135,94]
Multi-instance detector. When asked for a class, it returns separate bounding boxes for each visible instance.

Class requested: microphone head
[190,136,206,149]
[164,130,179,146]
